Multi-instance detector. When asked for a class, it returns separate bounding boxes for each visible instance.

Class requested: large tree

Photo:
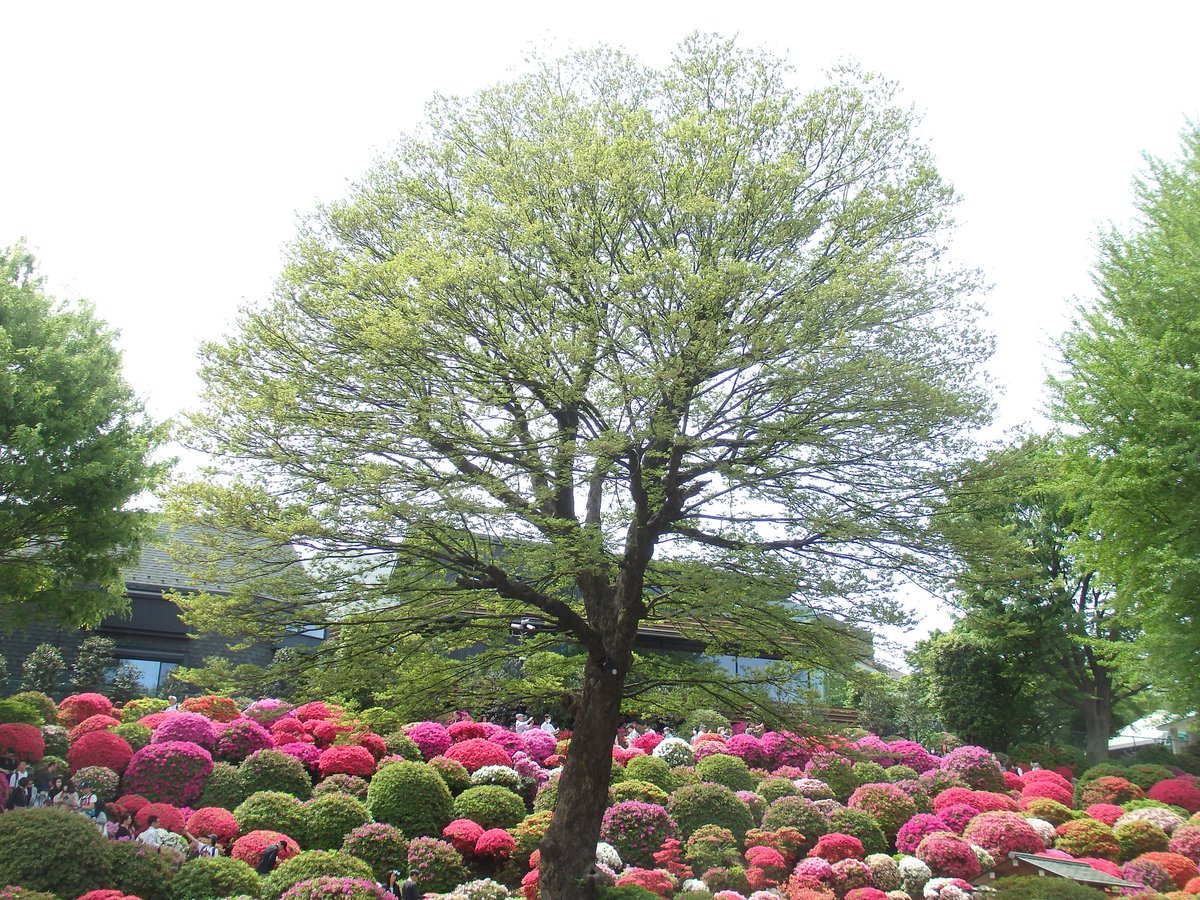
[0,245,165,628]
[936,437,1145,760]
[1051,126,1200,713]
[173,37,990,897]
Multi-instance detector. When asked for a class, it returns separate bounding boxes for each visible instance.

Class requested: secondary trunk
[537,655,627,899]
[1082,694,1113,763]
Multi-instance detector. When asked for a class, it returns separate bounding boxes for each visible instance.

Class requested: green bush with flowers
[695,753,756,792]
[367,760,453,838]
[1115,819,1171,860]
[828,808,889,855]
[103,840,182,900]
[340,823,409,881]
[240,749,313,799]
[234,790,307,838]
[261,850,375,900]
[300,793,372,850]
[8,692,57,724]
[760,796,829,852]
[452,785,527,830]
[169,854,260,900]
[406,837,470,895]
[610,779,669,806]
[668,782,755,843]
[112,722,152,752]
[622,755,671,791]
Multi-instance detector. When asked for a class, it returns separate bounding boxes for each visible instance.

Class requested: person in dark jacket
[8,777,33,808]
[400,878,420,900]
[256,843,281,875]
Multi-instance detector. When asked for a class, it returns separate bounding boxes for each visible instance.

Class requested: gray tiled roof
[123,522,291,595]
[1008,853,1141,888]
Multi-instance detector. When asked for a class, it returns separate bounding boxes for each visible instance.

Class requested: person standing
[514,713,531,734]
[539,715,557,736]
[7,777,33,808]
[7,761,29,790]
[137,815,169,847]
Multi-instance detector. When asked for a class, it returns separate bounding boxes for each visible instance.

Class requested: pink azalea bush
[151,711,218,749]
[318,744,377,778]
[405,722,452,760]
[213,717,274,763]
[122,739,213,804]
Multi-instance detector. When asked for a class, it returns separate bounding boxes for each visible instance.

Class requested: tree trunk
[538,656,627,899]
[1082,694,1113,763]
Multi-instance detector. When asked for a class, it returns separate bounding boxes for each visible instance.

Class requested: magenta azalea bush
[122,739,213,804]
[405,722,452,760]
[151,711,218,749]
[214,717,275,763]
[601,800,677,868]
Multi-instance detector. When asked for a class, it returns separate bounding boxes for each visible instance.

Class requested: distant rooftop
[123,522,300,596]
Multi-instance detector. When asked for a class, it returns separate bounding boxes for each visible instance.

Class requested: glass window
[116,658,178,693]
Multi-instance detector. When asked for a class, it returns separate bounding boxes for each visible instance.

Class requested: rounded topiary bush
[123,739,213,804]
[611,779,669,806]
[234,790,307,838]
[73,765,120,800]
[0,724,45,763]
[1149,779,1200,815]
[261,850,374,900]
[829,808,889,856]
[600,800,676,868]
[805,753,859,800]
[382,732,423,761]
[105,837,182,900]
[452,784,527,830]
[153,711,218,749]
[1055,819,1122,861]
[317,745,377,779]
[280,877,386,900]
[847,783,918,841]
[214,718,275,763]
[443,738,512,773]
[915,832,982,880]
[187,807,241,844]
[367,760,453,838]
[426,756,472,795]
[313,773,370,801]
[300,793,371,850]
[988,876,1107,900]
[623,754,671,791]
[1115,819,1170,860]
[940,746,1005,792]
[68,729,134,774]
[695,753,756,792]
[57,693,114,729]
[669,782,756,843]
[963,811,1047,857]
[8,690,57,724]
[195,761,250,810]
[1077,776,1144,807]
[112,722,152,751]
[240,749,313,799]
[180,695,242,723]
[405,722,452,760]
[759,796,829,852]
[406,837,470,895]
[340,822,409,881]
[0,808,112,898]
[172,855,262,900]
[230,830,302,868]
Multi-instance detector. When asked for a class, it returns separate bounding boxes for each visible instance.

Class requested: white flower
[653,737,695,766]
[595,841,623,870]
[1024,817,1056,844]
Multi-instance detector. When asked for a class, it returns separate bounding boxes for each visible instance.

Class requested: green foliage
[681,709,732,737]
[20,645,64,697]
[6,691,55,724]
[1114,819,1169,859]
[108,663,147,704]
[121,697,169,722]
[106,838,181,900]
[1051,125,1200,712]
[171,855,262,900]
[989,875,1107,900]
[852,760,889,786]
[0,699,40,725]
[366,760,453,838]
[112,722,153,751]
[695,753,756,792]
[381,731,423,761]
[452,785,528,830]
[233,791,306,838]
[312,774,370,801]
[239,749,313,799]
[623,755,671,791]
[684,824,740,870]
[0,246,165,630]
[340,823,409,882]
[299,793,371,850]
[195,761,251,810]
[0,808,112,898]
[261,850,374,900]
[828,807,889,856]
[70,635,117,693]
[759,797,829,853]
[755,777,800,804]
[1125,764,1175,790]
[918,631,1027,750]
[668,782,755,844]
[610,779,669,806]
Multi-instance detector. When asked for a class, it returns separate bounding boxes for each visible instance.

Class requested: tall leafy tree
[172,37,990,897]
[1051,126,1200,712]
[936,437,1145,760]
[0,246,166,628]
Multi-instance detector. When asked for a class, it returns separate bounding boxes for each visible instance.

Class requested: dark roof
[123,522,299,596]
[1007,853,1141,888]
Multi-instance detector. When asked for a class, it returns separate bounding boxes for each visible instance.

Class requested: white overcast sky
[4,1,1198,654]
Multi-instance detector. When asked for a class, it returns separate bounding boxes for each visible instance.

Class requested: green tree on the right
[1051,125,1200,714]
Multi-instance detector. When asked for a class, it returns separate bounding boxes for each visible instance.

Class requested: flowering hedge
[1149,779,1200,814]
[444,738,513,773]
[180,695,242,723]
[601,801,677,868]
[407,838,470,895]
[0,724,45,763]
[214,718,275,763]
[318,745,377,778]
[68,730,133,775]
[56,693,114,729]
[152,711,218,748]
[123,740,212,804]
[914,833,982,880]
[68,714,122,743]
[340,822,409,882]
[405,722,452,760]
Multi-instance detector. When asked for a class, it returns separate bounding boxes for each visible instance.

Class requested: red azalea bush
[117,794,150,814]
[68,714,122,742]
[447,721,489,743]
[68,730,133,774]
[1134,851,1199,888]
[355,733,387,760]
[935,803,979,834]
[0,724,45,763]
[963,811,1046,856]
[232,829,302,867]
[1087,803,1126,826]
[152,712,218,749]
[1150,779,1200,814]
[897,814,952,853]
[474,828,516,861]
[614,867,674,898]
[915,832,982,880]
[137,713,169,731]
[1022,779,1074,807]
[187,806,240,843]
[180,695,241,722]
[1078,776,1144,806]
[632,732,664,754]
[122,739,213,804]
[214,717,274,763]
[293,702,336,722]
[134,801,186,833]
[318,745,377,778]
[443,738,512,773]
[847,783,917,839]
[273,718,310,742]
[808,833,865,862]
[57,693,114,729]
[442,819,484,855]
[405,722,452,760]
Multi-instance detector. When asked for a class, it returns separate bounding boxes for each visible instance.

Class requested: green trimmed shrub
[112,721,152,751]
[695,753,756,792]
[1077,763,1127,784]
[509,810,553,871]
[1126,765,1176,790]
[239,749,313,799]
[171,855,262,900]
[406,837,469,895]
[106,838,181,900]
[829,807,889,856]
[340,822,409,881]
[623,755,671,790]
[533,773,559,813]
[312,774,369,801]
[452,785,527,830]
[8,691,57,724]
[426,756,471,795]
[610,779,669,806]
[300,793,371,850]
[666,766,700,792]
[382,732,423,761]
[989,875,1107,900]
[121,697,170,722]
[684,824,740,870]
[680,708,731,736]
[759,796,829,853]
[755,776,801,805]
[0,700,40,725]
[196,761,251,810]
[366,760,453,838]
[668,782,755,843]
[853,761,889,786]
[261,850,374,900]
[886,765,919,782]
[0,808,111,897]
[233,791,307,837]
[1115,819,1170,859]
